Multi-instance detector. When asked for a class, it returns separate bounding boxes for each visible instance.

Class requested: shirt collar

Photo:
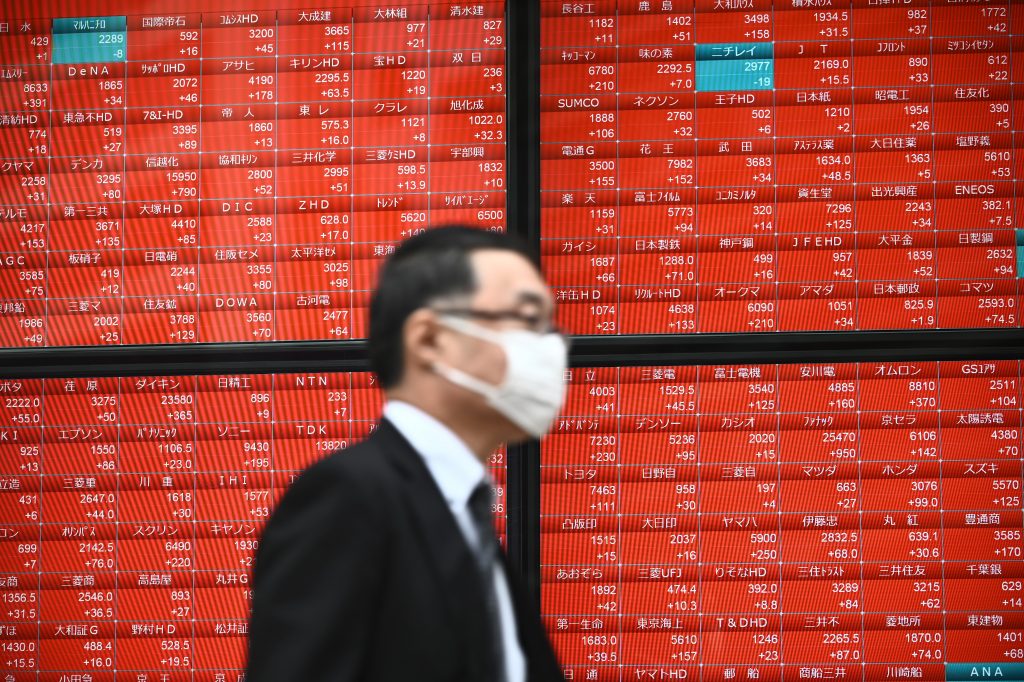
[382,399,488,510]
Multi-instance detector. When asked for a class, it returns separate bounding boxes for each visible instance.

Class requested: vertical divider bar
[506,0,541,257]
[504,0,543,606]
[507,438,543,607]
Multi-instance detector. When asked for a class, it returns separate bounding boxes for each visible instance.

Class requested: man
[246,226,568,682]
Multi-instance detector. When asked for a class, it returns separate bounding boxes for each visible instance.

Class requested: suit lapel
[500,551,541,669]
[500,550,564,682]
[371,419,492,677]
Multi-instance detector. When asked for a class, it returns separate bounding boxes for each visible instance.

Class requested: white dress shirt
[382,400,527,682]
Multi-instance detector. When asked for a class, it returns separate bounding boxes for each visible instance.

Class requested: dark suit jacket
[245,418,565,682]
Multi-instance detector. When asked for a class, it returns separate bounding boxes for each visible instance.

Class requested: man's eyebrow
[514,290,549,308]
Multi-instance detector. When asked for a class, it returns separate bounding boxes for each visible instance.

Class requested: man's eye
[523,315,544,329]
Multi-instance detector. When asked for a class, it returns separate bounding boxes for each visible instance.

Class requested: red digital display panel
[541,1,1024,334]
[0,372,506,679]
[0,0,506,347]
[541,360,1024,681]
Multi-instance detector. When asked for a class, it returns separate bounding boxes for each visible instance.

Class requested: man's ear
[402,308,444,374]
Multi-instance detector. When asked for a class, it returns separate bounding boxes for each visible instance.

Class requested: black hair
[368,225,536,389]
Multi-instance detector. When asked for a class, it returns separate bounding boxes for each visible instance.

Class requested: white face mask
[431,314,568,439]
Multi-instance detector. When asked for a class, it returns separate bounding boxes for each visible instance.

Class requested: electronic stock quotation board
[2,1,1024,682]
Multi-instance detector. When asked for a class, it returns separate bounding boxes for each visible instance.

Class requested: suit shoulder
[281,429,397,502]
[258,430,400,561]
[323,430,395,480]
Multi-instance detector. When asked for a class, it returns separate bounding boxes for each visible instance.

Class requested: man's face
[432,248,557,438]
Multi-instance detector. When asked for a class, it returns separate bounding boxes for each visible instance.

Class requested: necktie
[467,480,507,682]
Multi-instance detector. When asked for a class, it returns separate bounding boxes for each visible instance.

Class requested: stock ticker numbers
[541,1,1024,335]
[0,1,506,346]
[0,371,507,680]
[540,361,1024,681]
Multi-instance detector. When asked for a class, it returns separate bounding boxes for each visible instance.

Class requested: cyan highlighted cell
[945,663,1024,681]
[695,59,773,92]
[52,33,126,63]
[52,16,126,64]
[1017,229,1024,278]
[53,16,127,33]
[695,42,774,61]
[694,42,773,92]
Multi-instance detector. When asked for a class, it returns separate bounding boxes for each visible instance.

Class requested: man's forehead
[469,249,550,303]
